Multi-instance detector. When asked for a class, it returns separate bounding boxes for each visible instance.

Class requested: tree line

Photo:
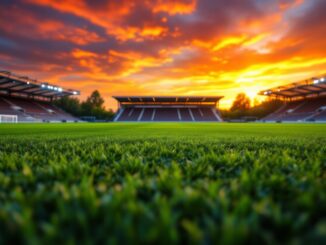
[54,90,115,121]
[55,91,283,121]
[220,93,283,120]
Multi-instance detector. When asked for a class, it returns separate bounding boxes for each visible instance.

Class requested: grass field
[0,123,325,244]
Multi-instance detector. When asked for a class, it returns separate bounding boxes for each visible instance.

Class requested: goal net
[0,114,18,123]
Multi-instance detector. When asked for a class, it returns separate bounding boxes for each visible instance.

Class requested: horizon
[1,0,326,110]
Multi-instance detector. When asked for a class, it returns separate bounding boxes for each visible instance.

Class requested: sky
[0,0,326,110]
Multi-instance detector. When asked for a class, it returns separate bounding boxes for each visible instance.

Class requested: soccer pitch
[0,122,325,138]
[0,123,325,244]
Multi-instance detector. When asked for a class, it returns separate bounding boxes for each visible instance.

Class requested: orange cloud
[140,26,168,38]
[26,0,174,42]
[151,0,197,15]
[108,49,173,77]
[213,35,247,51]
[111,25,168,42]
[25,0,137,40]
[72,49,98,58]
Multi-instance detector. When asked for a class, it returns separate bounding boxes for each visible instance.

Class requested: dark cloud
[267,0,326,59]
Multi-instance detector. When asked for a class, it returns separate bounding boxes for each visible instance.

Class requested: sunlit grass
[0,123,325,244]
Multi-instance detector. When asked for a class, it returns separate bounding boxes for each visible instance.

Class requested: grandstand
[260,75,326,122]
[113,96,223,122]
[0,71,80,122]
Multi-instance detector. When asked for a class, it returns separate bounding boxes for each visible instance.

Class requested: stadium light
[58,88,63,92]
[41,84,45,88]
[27,82,30,85]
[321,78,325,82]
[313,79,319,84]
[73,91,78,95]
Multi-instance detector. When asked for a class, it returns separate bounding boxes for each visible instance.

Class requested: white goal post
[0,114,18,123]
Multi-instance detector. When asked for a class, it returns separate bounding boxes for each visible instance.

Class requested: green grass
[0,123,325,244]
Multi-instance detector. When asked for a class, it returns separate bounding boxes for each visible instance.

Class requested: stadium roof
[0,71,80,99]
[259,75,326,99]
[113,96,223,104]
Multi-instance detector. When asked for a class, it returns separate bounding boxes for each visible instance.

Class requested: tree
[230,93,251,112]
[81,90,105,117]
[80,90,115,120]
[248,98,284,119]
[54,90,115,121]
[53,96,81,116]
[221,97,284,120]
[84,90,105,110]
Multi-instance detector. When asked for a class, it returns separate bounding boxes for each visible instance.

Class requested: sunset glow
[1,0,326,110]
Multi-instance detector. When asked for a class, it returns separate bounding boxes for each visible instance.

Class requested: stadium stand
[113,96,223,122]
[261,75,326,122]
[0,71,80,122]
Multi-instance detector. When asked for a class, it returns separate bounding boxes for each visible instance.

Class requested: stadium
[261,75,326,122]
[1,71,325,244]
[1,0,326,244]
[1,70,325,123]
[0,71,79,123]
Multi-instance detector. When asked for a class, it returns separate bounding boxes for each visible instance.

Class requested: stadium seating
[0,96,79,122]
[312,110,326,121]
[115,107,222,122]
[191,108,218,121]
[128,108,142,121]
[0,97,36,122]
[179,108,193,121]
[263,97,326,122]
[117,108,143,121]
[0,97,15,115]
[36,102,78,121]
[6,97,45,114]
[140,108,154,121]
[117,108,131,121]
[153,108,179,121]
